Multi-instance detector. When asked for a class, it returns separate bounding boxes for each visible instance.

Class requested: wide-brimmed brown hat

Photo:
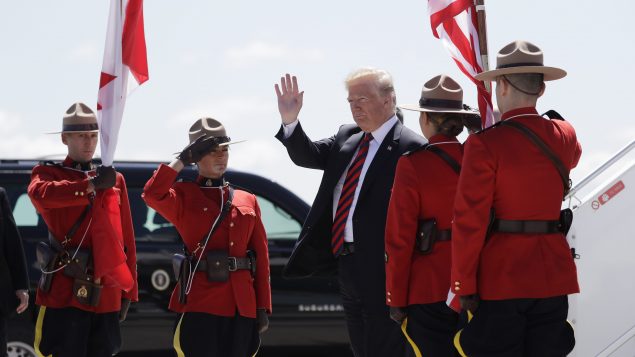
[188,117,241,146]
[474,40,566,81]
[49,102,99,134]
[400,74,480,116]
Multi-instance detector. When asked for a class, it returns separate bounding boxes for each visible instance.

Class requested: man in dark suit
[274,69,426,357]
[0,187,30,356]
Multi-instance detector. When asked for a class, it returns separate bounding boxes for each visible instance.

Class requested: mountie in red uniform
[386,134,462,305]
[451,107,580,299]
[385,134,462,356]
[143,164,271,317]
[28,156,138,356]
[143,164,271,357]
[452,107,582,356]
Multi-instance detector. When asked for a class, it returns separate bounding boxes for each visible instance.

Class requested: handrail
[566,139,635,199]
[596,322,635,356]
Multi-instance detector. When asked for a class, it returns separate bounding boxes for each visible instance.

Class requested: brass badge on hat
[77,285,88,298]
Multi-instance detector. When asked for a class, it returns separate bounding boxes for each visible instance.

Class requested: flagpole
[475,0,491,93]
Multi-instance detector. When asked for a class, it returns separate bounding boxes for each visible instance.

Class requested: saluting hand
[178,136,217,165]
[275,73,304,125]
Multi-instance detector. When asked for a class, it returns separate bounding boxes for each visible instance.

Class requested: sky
[1,0,634,203]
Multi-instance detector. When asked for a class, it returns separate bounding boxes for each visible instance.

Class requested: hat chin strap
[502,75,543,96]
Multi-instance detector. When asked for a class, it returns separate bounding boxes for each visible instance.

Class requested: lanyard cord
[184,186,225,296]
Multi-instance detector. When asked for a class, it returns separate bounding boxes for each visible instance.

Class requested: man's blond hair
[345,67,396,109]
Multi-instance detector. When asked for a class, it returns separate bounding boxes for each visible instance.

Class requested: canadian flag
[97,0,149,166]
[428,0,494,129]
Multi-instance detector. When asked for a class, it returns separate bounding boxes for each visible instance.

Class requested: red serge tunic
[27,157,138,313]
[142,164,271,318]
[451,107,582,300]
[385,134,462,306]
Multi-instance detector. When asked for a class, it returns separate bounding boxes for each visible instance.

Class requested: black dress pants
[402,302,459,357]
[173,312,259,357]
[0,313,7,357]
[339,254,406,357]
[454,296,575,357]
[34,306,121,357]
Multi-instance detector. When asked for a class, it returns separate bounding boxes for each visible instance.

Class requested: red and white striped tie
[331,133,372,256]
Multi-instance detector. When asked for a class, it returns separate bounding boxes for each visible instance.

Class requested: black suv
[2,159,349,356]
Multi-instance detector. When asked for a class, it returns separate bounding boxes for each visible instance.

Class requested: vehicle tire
[6,311,36,357]
[6,341,36,357]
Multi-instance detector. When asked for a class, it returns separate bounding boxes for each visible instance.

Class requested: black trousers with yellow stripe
[401,302,459,357]
[453,296,575,357]
[34,306,120,357]
[173,312,259,357]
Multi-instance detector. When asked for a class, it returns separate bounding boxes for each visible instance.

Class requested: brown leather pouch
[36,242,60,292]
[206,250,229,282]
[73,278,102,307]
[172,254,191,304]
[416,219,438,254]
[64,249,92,280]
[559,208,573,235]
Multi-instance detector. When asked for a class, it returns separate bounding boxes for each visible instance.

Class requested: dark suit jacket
[0,187,29,316]
[276,120,425,292]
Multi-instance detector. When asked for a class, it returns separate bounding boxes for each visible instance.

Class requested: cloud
[223,41,325,68]
[66,43,99,62]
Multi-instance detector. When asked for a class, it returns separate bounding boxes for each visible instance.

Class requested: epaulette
[474,120,504,134]
[542,110,565,121]
[40,160,62,167]
[402,143,429,156]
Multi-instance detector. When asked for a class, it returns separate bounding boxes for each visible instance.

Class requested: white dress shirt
[283,115,399,243]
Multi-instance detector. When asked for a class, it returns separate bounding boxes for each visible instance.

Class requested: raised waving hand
[275,73,304,125]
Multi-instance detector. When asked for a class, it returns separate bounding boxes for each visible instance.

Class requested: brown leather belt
[492,219,561,234]
[340,242,355,256]
[195,256,253,272]
[436,229,452,241]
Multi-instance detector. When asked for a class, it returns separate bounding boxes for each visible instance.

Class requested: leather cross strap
[426,145,461,175]
[500,120,571,198]
[49,203,92,251]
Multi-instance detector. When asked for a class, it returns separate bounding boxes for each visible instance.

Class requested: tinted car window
[256,195,302,240]
[11,191,38,226]
[127,187,178,243]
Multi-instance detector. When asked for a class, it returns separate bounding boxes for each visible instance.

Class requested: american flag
[429,0,493,312]
[97,0,149,166]
[429,0,494,129]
